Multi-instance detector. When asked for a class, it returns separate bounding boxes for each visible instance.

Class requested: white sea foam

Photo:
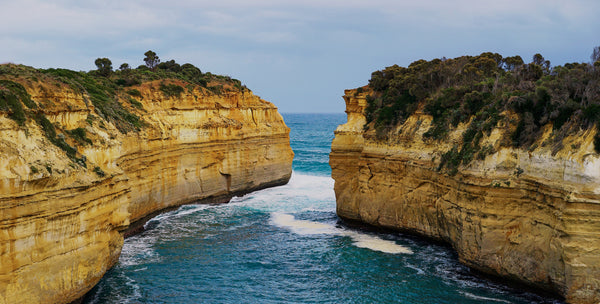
[89,272,142,304]
[405,263,426,275]
[169,204,210,219]
[242,172,414,254]
[229,172,336,213]
[270,211,413,255]
[270,212,337,235]
[119,234,161,267]
[120,171,407,268]
[122,274,142,303]
[460,291,513,303]
[346,231,413,254]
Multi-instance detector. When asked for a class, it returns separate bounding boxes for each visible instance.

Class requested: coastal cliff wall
[0,71,293,304]
[330,89,600,303]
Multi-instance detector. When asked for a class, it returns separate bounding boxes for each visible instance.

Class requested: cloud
[0,0,599,112]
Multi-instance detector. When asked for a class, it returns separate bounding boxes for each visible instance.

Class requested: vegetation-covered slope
[364,50,600,174]
[0,51,248,170]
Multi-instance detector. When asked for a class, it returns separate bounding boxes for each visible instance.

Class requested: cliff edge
[0,64,293,304]
[330,54,600,303]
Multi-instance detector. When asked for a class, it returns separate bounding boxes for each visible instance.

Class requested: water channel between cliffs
[84,113,563,304]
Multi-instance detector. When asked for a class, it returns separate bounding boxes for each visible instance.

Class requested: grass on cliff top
[0,58,250,168]
[363,51,600,174]
[0,57,246,133]
[0,79,37,125]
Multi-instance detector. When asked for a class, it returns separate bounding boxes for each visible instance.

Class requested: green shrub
[128,97,143,109]
[208,85,223,95]
[42,68,82,80]
[93,166,105,177]
[477,145,495,160]
[159,83,185,98]
[0,79,40,125]
[36,113,57,139]
[423,122,447,140]
[584,104,600,122]
[0,80,36,109]
[439,147,461,175]
[80,76,143,133]
[66,127,92,145]
[181,63,202,80]
[158,60,181,73]
[55,136,77,159]
[0,90,26,125]
[126,89,142,97]
[122,112,142,128]
[35,113,84,166]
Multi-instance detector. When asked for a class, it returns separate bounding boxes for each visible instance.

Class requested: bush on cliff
[365,49,600,173]
[0,79,37,125]
[35,113,86,166]
[94,58,113,77]
[159,83,185,98]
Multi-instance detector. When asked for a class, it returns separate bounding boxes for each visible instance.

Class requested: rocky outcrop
[0,76,293,304]
[330,88,600,303]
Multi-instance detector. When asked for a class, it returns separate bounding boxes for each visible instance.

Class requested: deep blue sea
[85,113,563,304]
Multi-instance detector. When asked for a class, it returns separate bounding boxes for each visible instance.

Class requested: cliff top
[0,55,251,128]
[360,51,600,174]
[0,55,274,177]
[0,54,263,129]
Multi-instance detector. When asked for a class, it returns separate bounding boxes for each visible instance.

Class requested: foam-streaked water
[85,113,563,303]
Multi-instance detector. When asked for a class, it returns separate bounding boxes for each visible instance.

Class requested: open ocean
[84,113,563,304]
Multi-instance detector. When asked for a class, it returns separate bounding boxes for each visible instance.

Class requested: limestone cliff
[0,65,293,304]
[330,88,600,303]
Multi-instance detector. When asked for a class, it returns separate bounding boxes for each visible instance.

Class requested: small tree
[543,60,551,70]
[119,63,131,71]
[94,58,112,77]
[503,56,524,71]
[144,50,160,70]
[531,54,550,74]
[157,59,181,72]
[181,63,202,79]
[532,53,545,65]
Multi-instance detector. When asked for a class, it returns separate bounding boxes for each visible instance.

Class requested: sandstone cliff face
[0,77,293,304]
[330,89,600,303]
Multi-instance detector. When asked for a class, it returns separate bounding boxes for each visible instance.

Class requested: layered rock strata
[0,78,293,304]
[330,88,600,304]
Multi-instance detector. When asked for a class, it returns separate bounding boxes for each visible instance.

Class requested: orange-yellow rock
[330,88,600,304]
[0,77,293,304]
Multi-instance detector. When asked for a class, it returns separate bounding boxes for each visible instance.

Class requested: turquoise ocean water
[84,113,563,303]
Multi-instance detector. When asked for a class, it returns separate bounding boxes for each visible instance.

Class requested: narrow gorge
[0,64,293,304]
[330,55,600,304]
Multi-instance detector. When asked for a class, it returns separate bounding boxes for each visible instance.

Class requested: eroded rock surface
[0,75,293,304]
[330,88,600,304]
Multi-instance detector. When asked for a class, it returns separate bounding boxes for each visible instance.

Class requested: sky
[1,0,599,113]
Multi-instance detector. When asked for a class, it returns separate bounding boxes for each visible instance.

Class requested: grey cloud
[0,0,598,112]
